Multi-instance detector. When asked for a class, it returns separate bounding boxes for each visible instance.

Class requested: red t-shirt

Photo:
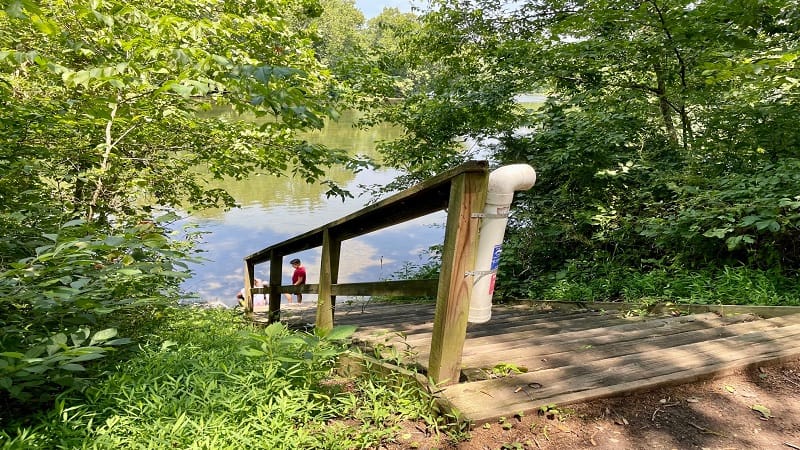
[292,266,306,284]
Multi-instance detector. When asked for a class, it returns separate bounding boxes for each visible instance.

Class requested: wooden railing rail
[249,279,439,297]
[243,160,489,384]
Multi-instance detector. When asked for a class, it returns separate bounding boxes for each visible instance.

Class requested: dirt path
[389,358,800,449]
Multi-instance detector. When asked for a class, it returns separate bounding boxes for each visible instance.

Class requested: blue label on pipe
[490,244,502,270]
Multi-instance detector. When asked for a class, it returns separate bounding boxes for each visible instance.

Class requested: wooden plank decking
[255,301,800,425]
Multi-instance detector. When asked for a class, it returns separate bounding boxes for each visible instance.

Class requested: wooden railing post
[329,236,341,310]
[428,170,488,385]
[244,260,255,315]
[268,252,282,324]
[316,229,335,331]
[242,161,489,341]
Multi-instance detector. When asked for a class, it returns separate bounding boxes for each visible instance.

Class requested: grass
[0,307,437,449]
[529,265,800,306]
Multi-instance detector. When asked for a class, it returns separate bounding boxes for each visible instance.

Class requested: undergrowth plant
[526,263,800,306]
[0,307,437,449]
[0,215,192,408]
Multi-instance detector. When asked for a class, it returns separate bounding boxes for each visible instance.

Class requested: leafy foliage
[0,308,433,449]
[0,0,369,405]
[365,0,800,305]
[0,0,356,222]
[0,327,129,402]
[0,214,193,406]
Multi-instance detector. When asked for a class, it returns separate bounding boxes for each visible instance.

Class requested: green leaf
[239,348,266,357]
[46,344,63,356]
[59,363,86,372]
[104,338,132,346]
[89,328,118,345]
[71,329,90,346]
[61,219,85,228]
[171,84,194,97]
[70,278,90,289]
[23,364,50,374]
[69,353,106,363]
[703,228,731,239]
[104,236,125,246]
[751,404,771,419]
[726,235,744,250]
[24,346,45,358]
[51,333,68,346]
[754,220,771,231]
[4,0,41,18]
[321,325,357,341]
[278,336,308,346]
[117,269,142,275]
[276,356,302,363]
[740,215,761,227]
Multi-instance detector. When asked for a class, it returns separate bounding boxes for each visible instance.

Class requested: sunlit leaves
[370,0,800,302]
[0,327,130,400]
[2,308,432,448]
[1,0,349,224]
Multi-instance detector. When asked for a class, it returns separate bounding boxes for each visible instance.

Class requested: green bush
[525,262,800,306]
[0,308,434,449]
[0,215,192,406]
[0,327,129,403]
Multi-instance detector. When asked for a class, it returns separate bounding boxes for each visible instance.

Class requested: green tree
[0,0,368,404]
[363,8,421,95]
[312,3,422,111]
[311,0,367,72]
[371,0,800,301]
[1,0,360,223]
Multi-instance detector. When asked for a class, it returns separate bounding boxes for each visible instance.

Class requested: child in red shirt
[285,258,306,303]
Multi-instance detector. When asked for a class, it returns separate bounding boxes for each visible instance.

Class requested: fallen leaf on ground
[751,404,771,420]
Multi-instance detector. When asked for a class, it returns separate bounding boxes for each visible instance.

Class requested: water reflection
[181,111,446,305]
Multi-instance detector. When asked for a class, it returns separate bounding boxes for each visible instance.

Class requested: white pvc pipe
[469,164,536,323]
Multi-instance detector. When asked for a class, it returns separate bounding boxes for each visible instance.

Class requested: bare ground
[385,358,800,450]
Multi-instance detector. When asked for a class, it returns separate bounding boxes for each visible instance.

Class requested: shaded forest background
[329,0,800,306]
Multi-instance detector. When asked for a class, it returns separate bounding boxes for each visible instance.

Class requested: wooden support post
[316,229,335,331]
[268,252,282,324]
[428,171,488,386]
[244,260,255,316]
[329,237,341,312]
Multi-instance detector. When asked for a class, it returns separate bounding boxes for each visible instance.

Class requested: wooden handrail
[242,160,489,385]
[244,160,488,264]
[249,279,439,297]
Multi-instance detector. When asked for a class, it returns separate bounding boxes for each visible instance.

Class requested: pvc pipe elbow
[486,164,537,205]
[468,163,537,324]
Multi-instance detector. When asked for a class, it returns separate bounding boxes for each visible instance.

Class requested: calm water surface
[181,112,446,305]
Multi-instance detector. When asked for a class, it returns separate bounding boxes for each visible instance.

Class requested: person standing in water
[284,258,306,303]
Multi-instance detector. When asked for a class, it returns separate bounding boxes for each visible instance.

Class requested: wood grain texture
[320,302,800,424]
[428,170,488,385]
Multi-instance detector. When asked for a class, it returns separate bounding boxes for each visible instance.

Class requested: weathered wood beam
[244,161,488,265]
[244,260,255,316]
[267,251,282,324]
[330,279,438,297]
[316,229,334,331]
[255,279,439,297]
[428,170,488,385]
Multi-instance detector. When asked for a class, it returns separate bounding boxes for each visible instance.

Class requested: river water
[180,111,447,305]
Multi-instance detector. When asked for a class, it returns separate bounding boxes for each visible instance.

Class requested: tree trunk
[653,62,679,145]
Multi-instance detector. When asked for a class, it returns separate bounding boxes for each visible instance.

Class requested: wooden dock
[256,301,800,424]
